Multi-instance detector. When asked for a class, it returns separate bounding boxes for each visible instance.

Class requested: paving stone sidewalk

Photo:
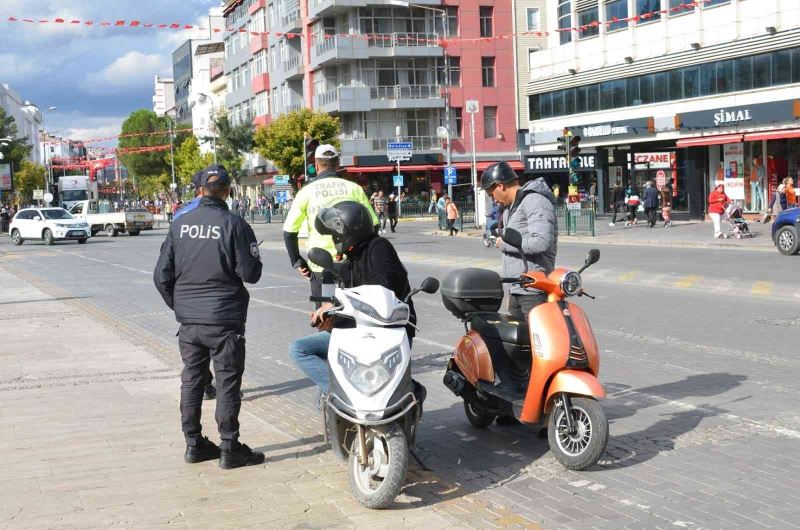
[0,268,535,529]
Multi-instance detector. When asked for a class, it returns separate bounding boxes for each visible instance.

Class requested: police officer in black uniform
[154,164,265,470]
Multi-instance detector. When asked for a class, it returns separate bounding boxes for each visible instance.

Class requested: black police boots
[184,436,221,464]
[219,442,265,470]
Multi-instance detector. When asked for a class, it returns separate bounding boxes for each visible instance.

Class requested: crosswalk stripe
[751,281,773,296]
[617,270,640,282]
[675,274,701,288]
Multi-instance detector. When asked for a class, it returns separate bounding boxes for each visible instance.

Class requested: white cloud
[48,112,127,147]
[83,51,171,95]
[0,53,42,82]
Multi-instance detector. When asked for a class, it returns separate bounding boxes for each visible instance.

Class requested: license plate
[67,231,86,238]
[134,222,146,227]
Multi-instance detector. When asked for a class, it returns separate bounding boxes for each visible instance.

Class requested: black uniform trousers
[509,292,548,321]
[178,323,246,450]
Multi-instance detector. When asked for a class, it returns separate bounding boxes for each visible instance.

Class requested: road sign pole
[397,160,402,218]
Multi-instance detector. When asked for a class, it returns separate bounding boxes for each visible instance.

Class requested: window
[653,72,668,101]
[451,107,463,137]
[539,92,552,118]
[600,81,614,110]
[717,60,734,93]
[483,106,497,138]
[669,0,694,14]
[479,7,493,38]
[552,90,564,116]
[626,77,640,105]
[606,0,628,32]
[640,74,654,104]
[441,56,461,86]
[558,0,572,45]
[699,62,718,96]
[586,84,599,112]
[578,8,599,39]
[705,0,730,6]
[636,0,661,22]
[434,6,458,36]
[683,66,698,98]
[529,95,539,120]
[575,86,586,113]
[481,57,495,87]
[793,49,800,83]
[735,56,752,90]
[668,70,683,100]
[772,49,791,85]
[526,8,540,31]
[528,48,539,71]
[753,53,771,88]
[564,88,576,115]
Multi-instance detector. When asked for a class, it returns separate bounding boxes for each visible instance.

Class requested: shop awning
[263,178,274,185]
[676,134,744,148]
[743,129,800,142]
[345,160,523,174]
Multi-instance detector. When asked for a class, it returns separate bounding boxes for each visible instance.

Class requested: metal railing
[282,54,301,71]
[437,205,476,231]
[315,88,339,107]
[370,85,441,100]
[370,136,442,151]
[287,102,303,113]
[314,34,338,57]
[556,205,596,236]
[279,8,301,29]
[367,33,440,48]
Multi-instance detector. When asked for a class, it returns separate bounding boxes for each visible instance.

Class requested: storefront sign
[567,118,654,143]
[525,154,597,174]
[632,152,676,170]
[722,143,745,200]
[0,164,12,191]
[678,99,799,131]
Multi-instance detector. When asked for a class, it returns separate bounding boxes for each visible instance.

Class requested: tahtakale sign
[678,99,799,131]
[525,154,597,174]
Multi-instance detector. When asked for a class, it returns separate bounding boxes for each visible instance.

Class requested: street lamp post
[165,105,178,197]
[31,105,58,192]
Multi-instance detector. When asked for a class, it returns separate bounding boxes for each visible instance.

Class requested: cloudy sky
[0,0,221,145]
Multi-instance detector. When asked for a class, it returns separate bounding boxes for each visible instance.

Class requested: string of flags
[78,128,193,145]
[3,1,712,44]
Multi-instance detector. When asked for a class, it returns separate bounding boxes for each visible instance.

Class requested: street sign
[465,100,480,114]
[33,189,44,200]
[274,175,290,186]
[44,192,54,204]
[393,174,404,187]
[656,169,666,188]
[444,166,457,185]
[387,142,412,162]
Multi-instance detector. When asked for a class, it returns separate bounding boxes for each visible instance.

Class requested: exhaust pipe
[443,370,467,397]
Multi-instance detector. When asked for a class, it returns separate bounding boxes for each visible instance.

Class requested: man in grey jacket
[480,162,557,320]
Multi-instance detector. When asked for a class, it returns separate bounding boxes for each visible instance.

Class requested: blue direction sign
[444,166,457,185]
[387,142,413,162]
[393,174,404,187]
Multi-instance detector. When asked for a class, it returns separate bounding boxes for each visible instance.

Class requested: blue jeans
[288,332,331,393]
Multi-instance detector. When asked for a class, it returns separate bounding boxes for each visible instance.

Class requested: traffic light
[556,134,568,154]
[304,137,320,180]
[569,135,581,184]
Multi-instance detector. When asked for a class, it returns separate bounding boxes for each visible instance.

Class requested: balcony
[309,0,366,19]
[248,0,266,16]
[250,34,269,54]
[340,135,442,158]
[314,86,371,113]
[367,33,443,58]
[369,85,445,109]
[277,7,302,34]
[311,34,369,67]
[282,54,304,79]
[252,73,270,94]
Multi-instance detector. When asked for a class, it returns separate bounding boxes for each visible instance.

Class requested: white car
[9,207,91,246]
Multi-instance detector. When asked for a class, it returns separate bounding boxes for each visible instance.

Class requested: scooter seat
[470,312,529,346]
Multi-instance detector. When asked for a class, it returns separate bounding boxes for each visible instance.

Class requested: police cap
[200,164,231,188]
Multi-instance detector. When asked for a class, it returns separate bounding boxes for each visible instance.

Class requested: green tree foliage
[253,109,340,185]
[13,161,46,202]
[211,114,253,178]
[167,136,214,188]
[117,109,171,178]
[136,174,172,199]
[0,106,33,168]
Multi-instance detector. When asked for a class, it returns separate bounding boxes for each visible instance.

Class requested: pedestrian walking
[165,201,173,224]
[589,179,597,212]
[609,180,626,226]
[660,180,673,227]
[624,184,640,226]
[0,206,10,234]
[153,164,264,469]
[374,191,387,233]
[643,181,659,228]
[387,193,399,232]
[766,183,787,222]
[445,196,459,236]
[708,183,730,238]
[428,190,437,214]
[784,177,796,208]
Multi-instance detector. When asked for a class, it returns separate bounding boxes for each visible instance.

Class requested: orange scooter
[441,229,608,470]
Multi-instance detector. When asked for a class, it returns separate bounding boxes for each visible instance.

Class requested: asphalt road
[1,223,798,529]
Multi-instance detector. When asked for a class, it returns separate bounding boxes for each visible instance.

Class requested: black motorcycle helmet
[315,200,375,254]
[479,161,519,191]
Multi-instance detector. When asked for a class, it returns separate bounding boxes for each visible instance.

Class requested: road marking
[64,252,151,275]
[675,274,701,288]
[249,284,303,290]
[617,270,640,282]
[750,281,773,296]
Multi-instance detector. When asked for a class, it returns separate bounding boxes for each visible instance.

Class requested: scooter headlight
[561,271,582,297]
[349,297,409,325]
[338,348,401,396]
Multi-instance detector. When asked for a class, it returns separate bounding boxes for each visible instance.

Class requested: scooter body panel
[453,331,495,386]
[543,370,606,415]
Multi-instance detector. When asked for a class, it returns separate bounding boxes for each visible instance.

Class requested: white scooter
[308,248,439,509]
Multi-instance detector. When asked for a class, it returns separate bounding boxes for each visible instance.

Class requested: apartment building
[223,0,521,200]
[152,76,175,117]
[0,83,44,167]
[512,0,547,147]
[526,0,800,219]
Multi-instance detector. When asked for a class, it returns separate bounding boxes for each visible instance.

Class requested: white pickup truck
[68,200,154,237]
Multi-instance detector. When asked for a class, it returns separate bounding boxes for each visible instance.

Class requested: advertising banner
[723,143,745,200]
[0,164,12,192]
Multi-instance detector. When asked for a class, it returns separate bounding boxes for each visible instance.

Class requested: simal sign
[713,109,753,127]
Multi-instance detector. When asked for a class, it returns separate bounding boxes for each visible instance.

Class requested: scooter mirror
[502,228,523,249]
[420,277,440,294]
[308,247,334,271]
[585,249,600,267]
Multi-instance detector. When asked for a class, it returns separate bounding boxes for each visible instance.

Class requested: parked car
[69,200,154,237]
[9,207,91,246]
[772,207,800,255]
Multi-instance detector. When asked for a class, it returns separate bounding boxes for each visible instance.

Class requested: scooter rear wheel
[348,423,408,509]
[464,400,497,428]
[548,396,608,471]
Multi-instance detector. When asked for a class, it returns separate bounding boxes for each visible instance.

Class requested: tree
[13,161,46,202]
[167,136,214,188]
[211,114,253,178]
[0,106,33,169]
[253,109,340,186]
[117,109,171,178]
[136,173,171,200]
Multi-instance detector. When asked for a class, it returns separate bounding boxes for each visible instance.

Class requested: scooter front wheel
[548,396,608,471]
[348,423,408,509]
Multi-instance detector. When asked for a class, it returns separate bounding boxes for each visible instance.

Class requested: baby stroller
[722,203,752,239]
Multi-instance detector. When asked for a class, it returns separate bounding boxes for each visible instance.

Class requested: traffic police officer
[283,144,378,300]
[154,164,265,470]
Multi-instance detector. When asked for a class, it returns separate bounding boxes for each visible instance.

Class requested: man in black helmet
[480,161,557,321]
[287,200,414,396]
